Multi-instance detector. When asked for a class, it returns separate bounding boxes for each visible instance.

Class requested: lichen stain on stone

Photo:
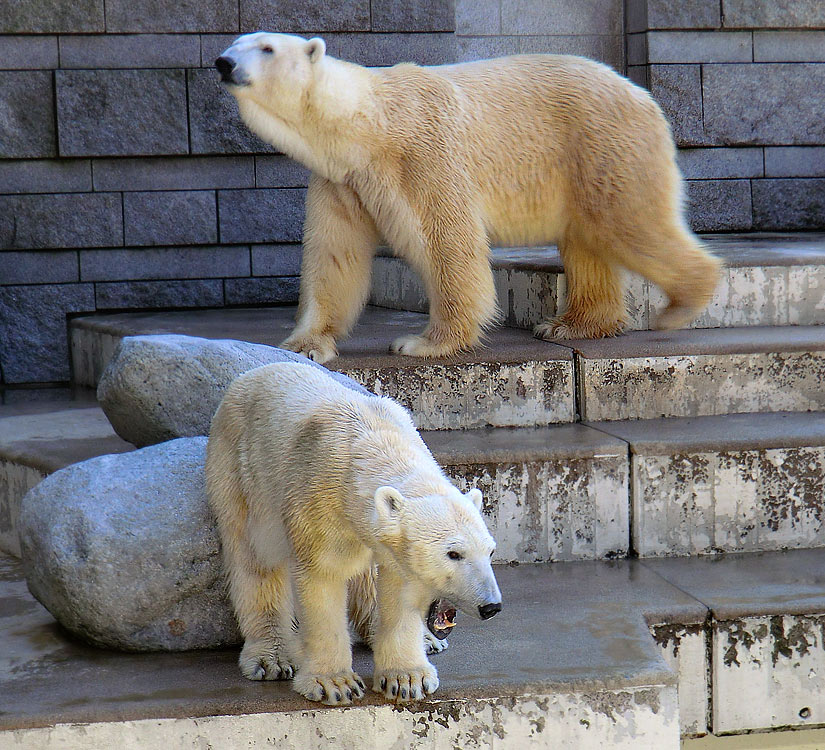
[759,448,825,534]
[719,619,758,668]
[581,690,634,722]
[770,616,821,666]
[650,622,704,658]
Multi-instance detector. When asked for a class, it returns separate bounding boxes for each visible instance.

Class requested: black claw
[400,688,408,699]
[357,678,366,691]
[333,691,341,703]
[391,684,398,697]
[346,689,353,701]
[380,678,387,691]
[319,686,326,700]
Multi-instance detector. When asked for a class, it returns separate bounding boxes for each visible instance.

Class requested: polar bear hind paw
[280,332,338,364]
[373,667,439,702]
[390,334,461,358]
[239,640,296,681]
[293,670,366,706]
[534,315,623,341]
[424,630,448,654]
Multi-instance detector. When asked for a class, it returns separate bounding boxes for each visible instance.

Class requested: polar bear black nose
[215,56,236,81]
[478,602,502,620]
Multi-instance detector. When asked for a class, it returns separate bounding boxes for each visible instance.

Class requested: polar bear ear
[466,488,483,512]
[373,486,404,533]
[305,37,326,64]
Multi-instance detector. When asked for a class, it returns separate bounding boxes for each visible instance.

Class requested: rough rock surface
[97,334,370,447]
[18,437,239,651]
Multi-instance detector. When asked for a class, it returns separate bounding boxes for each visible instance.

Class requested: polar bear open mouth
[427,599,457,639]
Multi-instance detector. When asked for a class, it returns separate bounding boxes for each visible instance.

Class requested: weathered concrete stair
[370,233,825,331]
[4,548,825,746]
[70,308,825,426]
[70,306,576,430]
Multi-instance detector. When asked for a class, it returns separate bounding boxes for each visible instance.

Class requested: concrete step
[70,306,576,430]
[370,233,825,331]
[5,549,825,745]
[0,389,133,556]
[590,412,825,557]
[573,326,825,421]
[70,306,825,423]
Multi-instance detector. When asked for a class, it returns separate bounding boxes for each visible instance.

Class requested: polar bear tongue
[427,599,457,639]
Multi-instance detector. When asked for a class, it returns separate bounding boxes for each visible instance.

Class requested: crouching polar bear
[215,33,721,363]
[205,362,501,704]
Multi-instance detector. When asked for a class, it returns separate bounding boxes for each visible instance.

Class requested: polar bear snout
[215,56,247,86]
[478,602,502,620]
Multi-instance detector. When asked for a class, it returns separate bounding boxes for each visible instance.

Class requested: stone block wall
[627,0,825,232]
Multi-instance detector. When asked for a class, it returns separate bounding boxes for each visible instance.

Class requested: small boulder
[97,334,369,447]
[18,437,239,651]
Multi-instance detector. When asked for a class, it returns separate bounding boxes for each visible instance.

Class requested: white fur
[205,362,501,705]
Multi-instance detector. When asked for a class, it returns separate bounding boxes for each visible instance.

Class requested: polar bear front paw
[424,631,449,655]
[293,670,366,706]
[390,334,459,358]
[534,316,623,341]
[280,332,338,364]
[239,639,296,681]
[372,666,439,702]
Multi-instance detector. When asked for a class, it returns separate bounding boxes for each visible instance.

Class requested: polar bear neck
[237,57,376,182]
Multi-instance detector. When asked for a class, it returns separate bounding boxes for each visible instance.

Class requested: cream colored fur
[219,33,721,362]
[205,362,500,705]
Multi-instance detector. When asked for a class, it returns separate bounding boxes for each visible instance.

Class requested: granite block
[625,0,647,33]
[0,0,103,33]
[647,31,752,63]
[455,0,500,35]
[678,148,764,179]
[105,0,238,33]
[0,251,78,285]
[454,36,521,63]
[648,64,708,146]
[765,147,825,178]
[254,156,310,188]
[626,32,647,66]
[0,35,58,69]
[58,34,201,69]
[251,245,303,276]
[80,246,249,282]
[646,0,720,29]
[200,34,240,67]
[517,35,625,70]
[124,191,218,247]
[753,179,825,231]
[0,193,123,249]
[218,189,306,243]
[93,156,254,191]
[224,276,300,305]
[723,0,825,29]
[0,71,56,158]
[188,69,276,154]
[702,63,825,146]
[754,31,825,62]
[500,0,622,35]
[240,0,370,32]
[686,179,753,232]
[0,160,91,194]
[323,32,458,66]
[372,0,455,32]
[56,70,188,157]
[94,280,224,309]
[0,284,95,383]
[626,65,649,88]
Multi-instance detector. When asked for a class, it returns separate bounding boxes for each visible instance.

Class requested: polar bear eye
[447,550,463,561]
[260,45,274,54]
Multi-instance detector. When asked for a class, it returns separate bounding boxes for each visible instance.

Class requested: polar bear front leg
[280,175,379,364]
[372,564,439,702]
[291,570,367,706]
[389,197,497,359]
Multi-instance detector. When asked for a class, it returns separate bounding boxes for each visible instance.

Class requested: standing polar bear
[216,33,721,362]
[206,362,502,705]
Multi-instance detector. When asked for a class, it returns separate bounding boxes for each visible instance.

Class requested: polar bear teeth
[426,598,457,639]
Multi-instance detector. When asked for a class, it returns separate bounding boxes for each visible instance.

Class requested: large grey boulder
[18,437,239,651]
[97,334,369,447]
